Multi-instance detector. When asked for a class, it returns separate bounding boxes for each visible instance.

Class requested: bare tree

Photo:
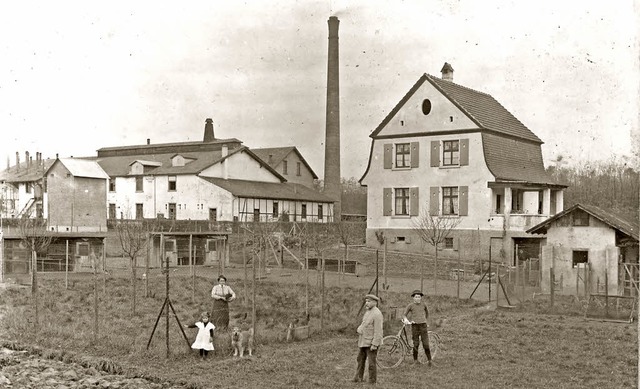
[19,216,53,326]
[115,219,152,316]
[334,221,363,284]
[413,207,461,293]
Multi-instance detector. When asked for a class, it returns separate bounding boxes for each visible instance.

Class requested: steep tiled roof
[251,146,319,179]
[370,74,542,143]
[55,158,110,179]
[0,159,55,183]
[482,133,557,185]
[201,177,333,203]
[527,203,639,241]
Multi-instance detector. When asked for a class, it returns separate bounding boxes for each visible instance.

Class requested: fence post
[65,239,69,290]
[457,238,461,300]
[550,267,555,307]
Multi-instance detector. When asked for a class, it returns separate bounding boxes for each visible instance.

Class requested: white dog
[231,327,254,357]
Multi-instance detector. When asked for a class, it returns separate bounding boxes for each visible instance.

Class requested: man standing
[354,294,383,384]
[402,290,432,366]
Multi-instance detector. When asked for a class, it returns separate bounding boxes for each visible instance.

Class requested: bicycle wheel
[427,331,440,360]
[377,335,405,369]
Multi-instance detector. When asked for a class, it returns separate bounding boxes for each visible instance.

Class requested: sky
[1,0,638,179]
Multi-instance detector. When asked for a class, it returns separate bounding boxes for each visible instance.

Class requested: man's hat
[364,294,380,302]
[411,290,424,297]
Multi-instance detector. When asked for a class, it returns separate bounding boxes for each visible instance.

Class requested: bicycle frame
[377,322,441,369]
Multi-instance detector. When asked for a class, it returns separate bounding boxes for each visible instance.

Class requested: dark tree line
[548,157,639,224]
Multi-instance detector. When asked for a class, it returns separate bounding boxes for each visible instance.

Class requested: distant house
[252,147,318,187]
[0,152,53,219]
[359,63,567,264]
[527,203,639,296]
[96,120,334,223]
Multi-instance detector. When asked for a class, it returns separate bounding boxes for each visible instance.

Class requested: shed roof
[527,203,639,241]
[201,177,333,203]
[55,158,110,179]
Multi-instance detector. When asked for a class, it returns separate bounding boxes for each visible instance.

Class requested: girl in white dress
[185,311,215,359]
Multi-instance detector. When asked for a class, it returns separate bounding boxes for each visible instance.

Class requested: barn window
[444,237,454,249]
[572,250,588,268]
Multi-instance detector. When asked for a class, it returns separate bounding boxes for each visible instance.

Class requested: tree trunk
[93,252,99,343]
[434,247,438,294]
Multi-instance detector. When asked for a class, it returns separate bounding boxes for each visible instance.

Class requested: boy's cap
[411,290,424,297]
[364,294,380,302]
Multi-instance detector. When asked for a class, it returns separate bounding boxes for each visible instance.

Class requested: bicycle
[377,319,442,369]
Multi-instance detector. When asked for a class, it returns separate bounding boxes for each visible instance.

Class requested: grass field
[0,274,637,388]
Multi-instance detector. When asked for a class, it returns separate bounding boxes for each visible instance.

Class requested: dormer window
[172,155,185,167]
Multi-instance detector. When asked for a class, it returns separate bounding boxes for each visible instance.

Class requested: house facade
[360,64,566,264]
[251,147,318,187]
[527,204,639,296]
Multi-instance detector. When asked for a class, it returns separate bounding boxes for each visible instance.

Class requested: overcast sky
[1,0,638,179]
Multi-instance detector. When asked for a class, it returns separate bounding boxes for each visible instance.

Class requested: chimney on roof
[441,62,454,81]
[6,156,9,171]
[147,138,150,145]
[25,151,30,170]
[204,118,215,142]
[15,152,19,171]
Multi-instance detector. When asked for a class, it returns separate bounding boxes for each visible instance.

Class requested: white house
[360,63,566,264]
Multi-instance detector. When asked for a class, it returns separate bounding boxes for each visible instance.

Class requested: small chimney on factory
[203,118,215,142]
[441,62,454,81]
[15,152,20,171]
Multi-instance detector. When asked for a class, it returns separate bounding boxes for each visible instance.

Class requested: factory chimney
[323,16,342,221]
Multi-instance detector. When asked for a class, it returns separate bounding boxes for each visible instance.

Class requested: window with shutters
[395,188,410,215]
[442,186,459,215]
[395,143,411,168]
[442,140,460,166]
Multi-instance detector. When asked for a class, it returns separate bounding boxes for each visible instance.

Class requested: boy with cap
[402,290,432,366]
[354,294,384,384]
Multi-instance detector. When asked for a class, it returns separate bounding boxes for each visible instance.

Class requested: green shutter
[409,187,419,216]
[383,188,392,216]
[384,144,393,169]
[410,142,420,168]
[430,141,440,167]
[460,139,469,166]
[459,186,468,216]
[429,187,439,215]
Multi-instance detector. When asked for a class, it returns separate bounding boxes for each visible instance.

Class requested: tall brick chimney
[323,16,342,221]
[203,118,215,142]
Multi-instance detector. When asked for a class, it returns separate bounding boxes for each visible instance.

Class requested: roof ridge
[425,73,491,97]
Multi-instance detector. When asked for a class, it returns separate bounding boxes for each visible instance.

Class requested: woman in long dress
[211,275,236,330]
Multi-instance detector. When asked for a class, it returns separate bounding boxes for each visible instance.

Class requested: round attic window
[421,99,432,115]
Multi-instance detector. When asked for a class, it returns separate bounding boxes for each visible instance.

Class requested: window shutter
[429,187,439,215]
[409,187,419,216]
[460,139,469,166]
[410,142,420,168]
[383,144,393,169]
[383,188,392,216]
[430,141,440,167]
[459,186,469,216]
[452,237,459,250]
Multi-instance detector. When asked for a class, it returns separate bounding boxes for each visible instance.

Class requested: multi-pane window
[442,140,460,166]
[296,162,301,176]
[168,176,177,191]
[136,203,143,219]
[109,178,116,192]
[318,204,323,220]
[273,202,279,218]
[395,143,411,168]
[283,160,288,175]
[301,204,307,218]
[573,210,589,226]
[108,203,116,219]
[442,186,459,215]
[135,177,143,192]
[395,188,410,215]
[444,237,454,249]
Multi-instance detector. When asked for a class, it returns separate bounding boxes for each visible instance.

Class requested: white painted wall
[362,132,494,231]
[200,151,281,182]
[275,150,316,186]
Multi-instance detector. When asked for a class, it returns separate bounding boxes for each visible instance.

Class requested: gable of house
[252,146,318,181]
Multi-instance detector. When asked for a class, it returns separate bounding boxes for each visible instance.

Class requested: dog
[231,326,254,357]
